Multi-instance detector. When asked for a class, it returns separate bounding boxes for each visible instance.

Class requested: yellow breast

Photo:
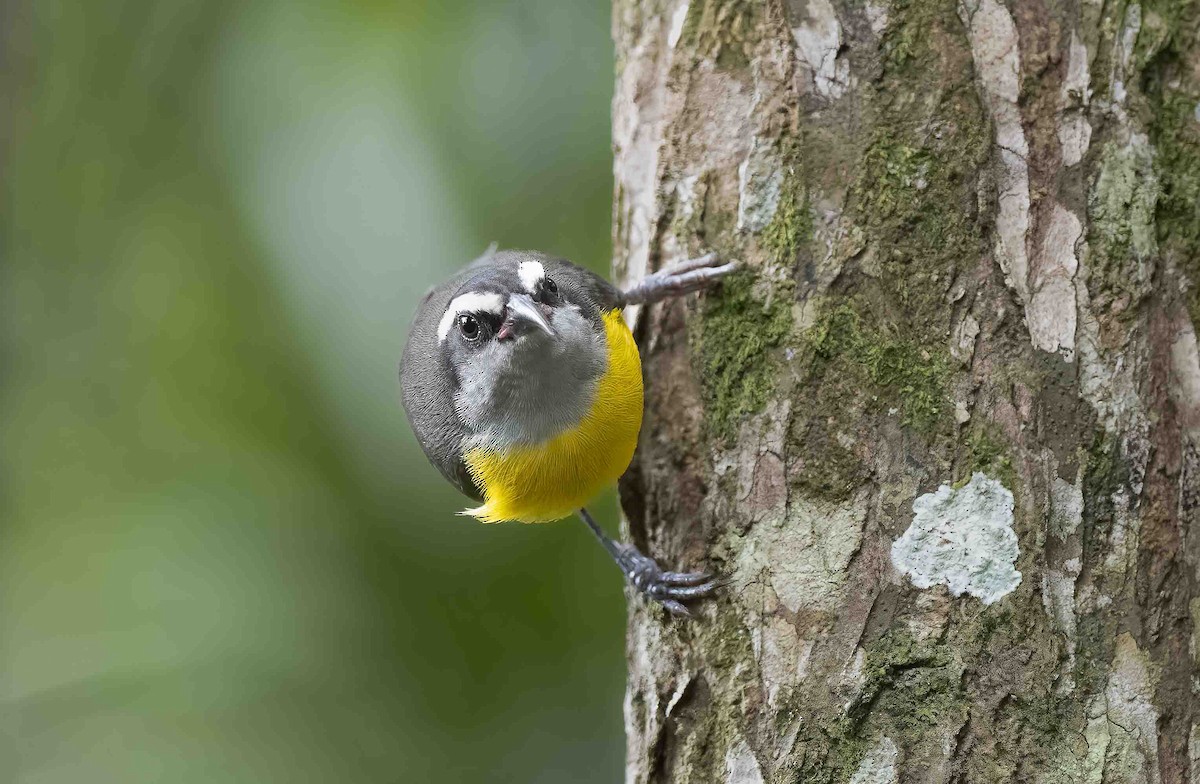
[462,309,643,523]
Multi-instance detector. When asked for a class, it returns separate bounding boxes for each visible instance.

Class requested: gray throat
[456,322,608,450]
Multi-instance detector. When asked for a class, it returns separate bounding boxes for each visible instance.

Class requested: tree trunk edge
[612,0,1200,782]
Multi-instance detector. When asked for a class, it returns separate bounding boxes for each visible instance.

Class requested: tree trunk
[611,0,1200,780]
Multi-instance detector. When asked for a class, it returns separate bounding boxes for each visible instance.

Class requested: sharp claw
[661,599,692,617]
[610,539,723,617]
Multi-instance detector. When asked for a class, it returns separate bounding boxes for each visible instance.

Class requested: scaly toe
[663,251,721,275]
[660,570,714,585]
[659,579,723,600]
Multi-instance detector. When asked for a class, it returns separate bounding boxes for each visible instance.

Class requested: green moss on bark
[661,613,763,781]
[1073,431,1129,696]
[880,0,954,73]
[852,108,989,328]
[1151,92,1200,324]
[761,175,812,267]
[856,630,967,734]
[807,304,950,432]
[788,629,967,783]
[692,270,793,441]
[676,0,756,68]
[792,724,870,784]
[959,428,1016,489]
[1073,611,1117,701]
[842,0,990,346]
[1080,432,1128,574]
[1015,690,1079,750]
[789,421,868,503]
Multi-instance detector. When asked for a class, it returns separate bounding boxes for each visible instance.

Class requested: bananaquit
[399,248,736,615]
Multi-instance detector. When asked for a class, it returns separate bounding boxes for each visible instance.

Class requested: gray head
[400,250,625,497]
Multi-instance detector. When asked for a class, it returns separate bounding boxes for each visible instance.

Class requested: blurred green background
[2,1,625,781]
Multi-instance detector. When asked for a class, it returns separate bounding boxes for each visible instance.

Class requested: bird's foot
[614,542,723,617]
[621,252,739,306]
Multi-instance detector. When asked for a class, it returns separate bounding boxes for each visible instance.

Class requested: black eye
[543,276,558,295]
[458,313,480,340]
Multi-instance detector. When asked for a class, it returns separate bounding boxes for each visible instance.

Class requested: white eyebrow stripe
[437,291,505,341]
[518,260,545,293]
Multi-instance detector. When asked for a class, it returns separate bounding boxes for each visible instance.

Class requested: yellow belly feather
[463,309,643,523]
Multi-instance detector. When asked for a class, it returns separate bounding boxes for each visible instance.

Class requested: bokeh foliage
[2,1,623,781]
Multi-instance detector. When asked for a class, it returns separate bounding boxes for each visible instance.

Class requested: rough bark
[611,0,1200,781]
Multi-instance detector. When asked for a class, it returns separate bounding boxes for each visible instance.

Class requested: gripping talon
[660,600,692,617]
[616,548,723,612]
[621,253,739,306]
[578,508,721,618]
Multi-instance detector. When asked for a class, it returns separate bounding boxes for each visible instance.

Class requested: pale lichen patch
[891,473,1022,605]
[668,1,690,49]
[1108,4,1142,109]
[1050,476,1084,539]
[1100,487,1140,582]
[1058,30,1092,168]
[849,736,899,784]
[1042,555,1081,687]
[664,671,694,717]
[623,614,680,784]
[676,173,703,225]
[1027,203,1083,358]
[1168,319,1200,435]
[757,618,814,706]
[725,736,765,784]
[611,3,672,298]
[734,490,869,614]
[663,172,707,266]
[790,0,850,99]
[1088,133,1159,302]
[864,0,890,37]
[1102,633,1161,783]
[737,138,784,233]
[1189,725,1200,783]
[1039,694,1113,784]
[1076,293,1145,435]
[841,645,867,692]
[951,313,980,365]
[959,0,1029,302]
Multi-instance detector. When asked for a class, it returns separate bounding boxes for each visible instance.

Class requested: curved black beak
[496,294,555,341]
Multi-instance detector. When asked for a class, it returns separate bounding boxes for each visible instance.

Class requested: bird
[399,247,737,615]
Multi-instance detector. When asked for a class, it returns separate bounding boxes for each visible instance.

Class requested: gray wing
[399,270,483,502]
